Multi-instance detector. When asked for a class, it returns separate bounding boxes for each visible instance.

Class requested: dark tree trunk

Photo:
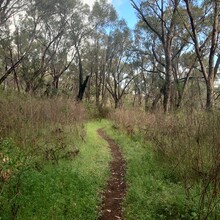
[75,43,90,101]
[77,76,90,101]
[151,84,165,111]
[114,99,119,109]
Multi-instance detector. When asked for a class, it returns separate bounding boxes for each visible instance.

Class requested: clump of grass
[109,108,155,135]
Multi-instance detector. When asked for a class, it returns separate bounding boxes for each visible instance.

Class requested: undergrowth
[109,109,220,219]
[1,121,111,219]
[0,91,111,219]
[101,120,195,219]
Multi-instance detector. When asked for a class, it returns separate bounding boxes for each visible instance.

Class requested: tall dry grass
[0,92,85,144]
[109,108,156,134]
[0,90,88,219]
[110,108,220,219]
[0,91,86,181]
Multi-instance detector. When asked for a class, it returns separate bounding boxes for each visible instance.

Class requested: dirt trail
[97,128,126,220]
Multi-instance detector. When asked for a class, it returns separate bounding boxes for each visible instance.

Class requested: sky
[112,0,137,29]
[82,0,137,29]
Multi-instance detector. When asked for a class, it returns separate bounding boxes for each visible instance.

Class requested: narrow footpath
[97,128,126,220]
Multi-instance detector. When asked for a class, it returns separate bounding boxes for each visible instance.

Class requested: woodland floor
[97,128,126,220]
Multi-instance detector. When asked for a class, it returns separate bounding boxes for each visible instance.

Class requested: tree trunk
[52,76,59,89]
[163,48,172,113]
[13,71,20,92]
[77,76,90,101]
[184,0,219,111]
[206,79,214,110]
[144,94,149,112]
[114,98,120,109]
[51,76,59,96]
[176,90,183,109]
[151,92,162,111]
[95,72,100,106]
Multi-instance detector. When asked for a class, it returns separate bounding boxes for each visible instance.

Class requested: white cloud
[82,0,112,8]
[81,0,95,8]
[112,0,124,7]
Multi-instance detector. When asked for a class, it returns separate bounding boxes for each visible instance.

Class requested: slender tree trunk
[184,0,219,111]
[206,79,214,110]
[13,71,20,92]
[163,47,172,112]
[101,69,107,107]
[52,76,59,90]
[176,89,183,109]
[95,71,101,106]
[151,92,162,111]
[206,1,218,110]
[145,94,149,112]
[95,39,101,107]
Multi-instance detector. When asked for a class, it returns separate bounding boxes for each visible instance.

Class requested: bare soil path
[97,128,126,220]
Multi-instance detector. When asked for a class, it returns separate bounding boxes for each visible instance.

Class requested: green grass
[0,121,111,220]
[101,120,198,220]
[2,118,216,219]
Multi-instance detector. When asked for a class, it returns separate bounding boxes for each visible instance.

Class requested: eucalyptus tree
[49,47,75,94]
[16,0,71,93]
[105,20,135,108]
[89,0,118,106]
[132,25,168,111]
[0,0,25,26]
[131,0,182,112]
[0,0,67,90]
[182,0,220,110]
[131,0,203,111]
[0,0,32,86]
[64,1,92,100]
[44,0,83,94]
[0,0,92,96]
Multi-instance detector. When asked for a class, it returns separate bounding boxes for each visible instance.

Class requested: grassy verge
[101,119,198,220]
[0,121,111,220]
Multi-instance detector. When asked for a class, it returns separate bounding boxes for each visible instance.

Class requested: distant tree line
[0,0,220,112]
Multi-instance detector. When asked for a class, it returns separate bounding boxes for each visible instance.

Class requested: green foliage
[84,102,111,119]
[90,0,117,27]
